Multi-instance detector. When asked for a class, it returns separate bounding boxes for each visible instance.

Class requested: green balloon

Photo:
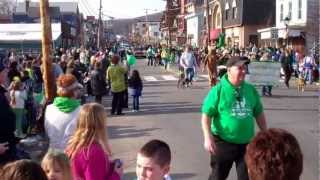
[127,55,136,65]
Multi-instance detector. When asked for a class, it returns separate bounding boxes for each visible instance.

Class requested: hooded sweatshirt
[201,74,263,144]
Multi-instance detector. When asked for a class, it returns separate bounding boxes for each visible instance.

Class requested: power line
[78,0,96,17]
[80,0,99,16]
[78,0,93,16]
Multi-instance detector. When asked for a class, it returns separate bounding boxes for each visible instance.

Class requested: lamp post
[283,17,290,48]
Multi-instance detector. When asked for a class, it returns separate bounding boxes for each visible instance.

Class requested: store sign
[271,28,278,39]
[245,61,281,86]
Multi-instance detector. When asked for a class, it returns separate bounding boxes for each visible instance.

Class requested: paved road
[101,59,318,180]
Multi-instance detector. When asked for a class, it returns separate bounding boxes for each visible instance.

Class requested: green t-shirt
[201,75,263,144]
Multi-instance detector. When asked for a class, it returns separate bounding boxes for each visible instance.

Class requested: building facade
[13,0,81,48]
[176,0,187,45]
[258,0,319,54]
[132,21,161,45]
[161,0,180,46]
[207,0,223,42]
[185,0,204,47]
[220,0,275,48]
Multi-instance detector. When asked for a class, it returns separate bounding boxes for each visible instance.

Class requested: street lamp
[283,16,290,48]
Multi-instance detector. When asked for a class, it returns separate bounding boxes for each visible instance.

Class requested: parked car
[133,47,146,58]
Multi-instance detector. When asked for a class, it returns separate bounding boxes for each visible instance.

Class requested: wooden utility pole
[205,0,210,46]
[97,0,103,49]
[167,0,173,47]
[40,0,55,101]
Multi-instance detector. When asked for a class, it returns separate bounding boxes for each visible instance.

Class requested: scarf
[53,97,80,113]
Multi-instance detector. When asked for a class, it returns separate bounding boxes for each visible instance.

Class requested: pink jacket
[71,142,120,180]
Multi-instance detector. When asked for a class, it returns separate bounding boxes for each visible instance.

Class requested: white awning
[257,26,304,39]
[0,23,61,42]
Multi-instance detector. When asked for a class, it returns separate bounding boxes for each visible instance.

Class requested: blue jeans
[185,68,194,82]
[304,67,313,84]
[147,56,154,66]
[132,96,140,110]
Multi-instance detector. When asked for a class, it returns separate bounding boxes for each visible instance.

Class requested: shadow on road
[124,101,201,116]
[108,125,161,139]
[123,172,196,180]
[268,94,318,99]
[264,107,318,112]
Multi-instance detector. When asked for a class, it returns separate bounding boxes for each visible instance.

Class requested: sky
[14,0,166,19]
[77,0,166,19]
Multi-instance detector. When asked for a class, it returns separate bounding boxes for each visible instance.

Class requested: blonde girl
[66,103,122,180]
[10,79,27,138]
[41,149,72,180]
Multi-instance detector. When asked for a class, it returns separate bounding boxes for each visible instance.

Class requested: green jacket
[107,64,127,93]
[201,74,263,144]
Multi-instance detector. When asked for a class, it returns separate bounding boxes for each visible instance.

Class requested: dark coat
[128,78,143,96]
[90,69,107,96]
[0,86,17,165]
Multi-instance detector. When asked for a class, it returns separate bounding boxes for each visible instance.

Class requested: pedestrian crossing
[143,75,210,82]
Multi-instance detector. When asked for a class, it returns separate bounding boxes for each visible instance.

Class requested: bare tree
[0,0,14,15]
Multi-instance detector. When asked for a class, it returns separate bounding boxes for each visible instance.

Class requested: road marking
[144,76,158,82]
[162,75,178,81]
[199,74,209,79]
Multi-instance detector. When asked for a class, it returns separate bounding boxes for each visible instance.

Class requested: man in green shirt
[201,56,267,180]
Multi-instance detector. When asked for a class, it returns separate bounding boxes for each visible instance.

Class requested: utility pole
[166,0,173,47]
[205,0,210,46]
[144,9,150,44]
[39,0,55,101]
[97,0,102,49]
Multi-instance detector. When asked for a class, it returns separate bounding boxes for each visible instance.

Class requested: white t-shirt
[180,52,196,69]
[10,90,27,109]
[303,56,314,65]
[45,104,81,151]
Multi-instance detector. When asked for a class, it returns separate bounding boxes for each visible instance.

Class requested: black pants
[209,136,249,180]
[111,91,124,114]
[123,89,128,108]
[283,67,292,88]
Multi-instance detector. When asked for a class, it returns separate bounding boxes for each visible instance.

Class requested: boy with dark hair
[136,139,172,180]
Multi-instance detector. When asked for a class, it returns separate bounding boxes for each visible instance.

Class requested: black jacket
[90,69,107,96]
[0,86,16,164]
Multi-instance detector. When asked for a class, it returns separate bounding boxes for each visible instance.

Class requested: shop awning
[210,29,221,40]
[0,23,61,42]
[257,26,305,39]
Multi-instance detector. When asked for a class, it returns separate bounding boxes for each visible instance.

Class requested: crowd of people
[0,41,315,179]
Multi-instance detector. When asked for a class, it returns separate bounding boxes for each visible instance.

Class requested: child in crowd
[128,70,143,112]
[65,103,122,180]
[9,79,27,138]
[0,159,48,180]
[136,139,172,180]
[245,128,303,180]
[42,149,72,180]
